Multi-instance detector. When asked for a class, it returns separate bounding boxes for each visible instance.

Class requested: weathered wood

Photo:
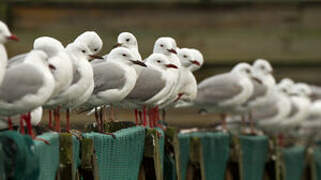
[79,138,99,180]
[58,133,75,180]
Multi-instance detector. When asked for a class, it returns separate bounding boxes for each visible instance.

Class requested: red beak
[167,48,177,54]
[7,34,19,41]
[190,60,201,66]
[166,64,178,69]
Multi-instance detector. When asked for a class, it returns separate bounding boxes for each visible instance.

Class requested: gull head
[146,53,178,71]
[33,36,64,57]
[153,38,177,56]
[253,58,273,75]
[277,79,294,96]
[114,32,138,49]
[160,37,178,51]
[0,21,19,44]
[291,83,312,98]
[74,31,103,55]
[66,42,102,61]
[233,62,262,84]
[108,47,146,67]
[188,48,204,72]
[178,48,198,68]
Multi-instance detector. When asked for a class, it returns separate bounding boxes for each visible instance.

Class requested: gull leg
[99,106,104,132]
[7,117,13,130]
[94,107,101,132]
[55,107,61,132]
[148,108,153,128]
[135,109,138,126]
[143,106,147,127]
[20,115,25,134]
[66,109,70,132]
[48,110,53,130]
[26,112,33,136]
[139,110,143,125]
[249,110,255,134]
[220,113,227,132]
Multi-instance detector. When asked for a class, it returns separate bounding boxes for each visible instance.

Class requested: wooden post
[79,138,99,180]
[58,133,74,180]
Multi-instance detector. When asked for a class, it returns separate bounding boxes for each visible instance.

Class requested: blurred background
[1,0,321,129]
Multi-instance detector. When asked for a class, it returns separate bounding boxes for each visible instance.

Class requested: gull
[52,41,102,132]
[82,47,146,131]
[193,63,258,130]
[125,53,178,127]
[8,36,74,130]
[0,21,19,85]
[281,83,312,129]
[112,32,142,61]
[0,50,55,136]
[152,37,182,123]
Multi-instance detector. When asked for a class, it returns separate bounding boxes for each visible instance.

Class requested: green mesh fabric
[239,135,269,180]
[177,133,191,180]
[164,153,176,180]
[83,126,145,180]
[282,146,305,180]
[313,146,321,180]
[0,131,39,180]
[72,135,81,176]
[191,132,230,180]
[34,133,59,180]
[0,143,5,180]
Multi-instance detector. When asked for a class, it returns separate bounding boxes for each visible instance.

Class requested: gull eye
[245,69,251,74]
[183,55,187,58]
[126,38,130,42]
[122,54,127,57]
[160,44,164,47]
[157,60,161,63]
[82,50,86,53]
[94,48,98,52]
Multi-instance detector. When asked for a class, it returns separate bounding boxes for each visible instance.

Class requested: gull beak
[112,43,122,48]
[89,55,104,61]
[190,60,201,66]
[251,77,262,84]
[167,48,177,54]
[49,64,56,70]
[166,64,178,69]
[130,60,147,67]
[7,34,19,41]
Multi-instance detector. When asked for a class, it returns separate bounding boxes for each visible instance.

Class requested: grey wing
[92,63,126,94]
[7,53,28,68]
[71,66,81,85]
[195,73,243,105]
[126,68,166,101]
[248,79,267,101]
[252,101,279,120]
[0,64,44,103]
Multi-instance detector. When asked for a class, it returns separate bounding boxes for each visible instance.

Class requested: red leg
[135,109,138,126]
[26,112,33,136]
[94,107,101,132]
[155,107,159,127]
[66,109,70,132]
[143,106,147,127]
[7,117,13,130]
[20,115,25,134]
[139,111,142,125]
[148,108,153,128]
[55,107,61,132]
[48,110,53,129]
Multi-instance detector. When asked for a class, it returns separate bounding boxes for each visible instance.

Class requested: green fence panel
[177,133,191,180]
[34,133,59,180]
[239,135,269,180]
[164,153,177,180]
[314,146,321,180]
[190,132,230,180]
[0,131,39,180]
[83,126,145,180]
[282,146,305,180]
